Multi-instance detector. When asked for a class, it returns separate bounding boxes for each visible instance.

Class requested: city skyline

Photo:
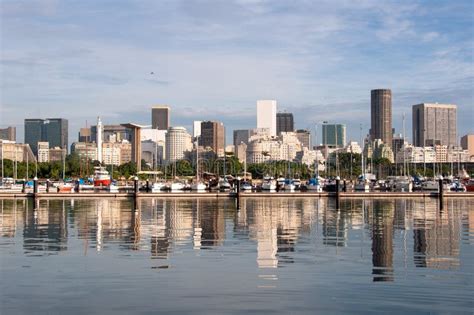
[1,1,472,146]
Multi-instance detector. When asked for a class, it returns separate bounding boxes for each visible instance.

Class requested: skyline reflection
[0,197,472,279]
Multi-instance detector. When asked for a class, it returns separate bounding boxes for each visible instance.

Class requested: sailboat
[191,138,206,192]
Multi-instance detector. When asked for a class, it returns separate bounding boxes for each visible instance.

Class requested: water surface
[1,197,473,314]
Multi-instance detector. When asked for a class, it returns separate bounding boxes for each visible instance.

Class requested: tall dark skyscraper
[370,89,392,147]
[200,121,225,156]
[151,106,170,130]
[276,112,294,134]
[25,118,68,155]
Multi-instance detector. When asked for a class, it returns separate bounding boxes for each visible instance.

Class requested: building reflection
[370,200,394,282]
[412,199,461,270]
[0,196,471,279]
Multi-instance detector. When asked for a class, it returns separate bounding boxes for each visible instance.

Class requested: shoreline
[0,191,473,199]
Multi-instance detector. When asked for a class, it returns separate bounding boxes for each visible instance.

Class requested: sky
[1,0,473,146]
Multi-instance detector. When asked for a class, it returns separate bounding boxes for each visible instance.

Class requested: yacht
[421,180,439,191]
[261,176,277,191]
[307,177,322,192]
[170,182,185,191]
[93,166,111,187]
[240,182,252,191]
[151,182,166,193]
[284,179,296,191]
[218,177,231,191]
[191,182,207,192]
[354,177,370,192]
[387,176,413,192]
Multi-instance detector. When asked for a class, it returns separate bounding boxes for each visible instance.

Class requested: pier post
[46,179,50,193]
[146,179,150,193]
[343,180,347,192]
[33,177,38,195]
[335,176,340,209]
[438,176,444,210]
[236,177,241,209]
[134,176,139,197]
[75,180,80,193]
[22,179,26,193]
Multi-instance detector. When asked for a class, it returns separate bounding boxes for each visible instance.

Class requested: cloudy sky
[1,0,473,145]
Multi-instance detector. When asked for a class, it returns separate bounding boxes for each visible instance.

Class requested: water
[1,197,473,314]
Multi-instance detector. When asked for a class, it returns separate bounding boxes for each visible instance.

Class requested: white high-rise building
[257,100,277,137]
[193,121,202,138]
[166,127,192,162]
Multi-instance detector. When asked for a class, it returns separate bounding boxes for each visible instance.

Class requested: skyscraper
[151,105,170,130]
[200,121,225,156]
[25,118,68,155]
[295,129,311,148]
[166,127,192,162]
[370,89,392,147]
[233,129,251,146]
[257,100,277,136]
[276,112,294,134]
[412,103,457,147]
[322,124,346,147]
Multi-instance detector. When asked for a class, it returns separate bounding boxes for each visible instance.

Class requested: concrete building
[412,103,457,147]
[276,112,294,134]
[121,124,145,171]
[49,147,66,162]
[0,127,16,141]
[141,140,165,167]
[78,128,91,142]
[102,141,132,166]
[392,134,406,163]
[200,121,225,156]
[396,146,436,164]
[71,142,98,161]
[233,129,252,146]
[37,142,50,162]
[235,143,247,163]
[141,129,167,143]
[151,105,170,130]
[25,118,68,155]
[166,127,192,162]
[370,89,392,147]
[461,134,474,158]
[91,124,131,143]
[257,100,277,136]
[295,129,311,148]
[193,121,202,138]
[0,140,36,163]
[322,124,346,147]
[343,141,363,154]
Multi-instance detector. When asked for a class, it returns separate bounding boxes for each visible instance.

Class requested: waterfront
[1,197,473,314]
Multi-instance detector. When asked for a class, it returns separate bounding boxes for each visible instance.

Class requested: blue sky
[1,0,473,146]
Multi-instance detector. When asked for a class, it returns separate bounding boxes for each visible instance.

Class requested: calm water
[0,197,473,314]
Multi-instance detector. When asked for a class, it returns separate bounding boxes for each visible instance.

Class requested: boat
[465,179,474,192]
[151,182,166,193]
[93,166,111,187]
[449,180,466,192]
[218,177,231,191]
[261,176,276,191]
[240,182,252,191]
[276,177,286,190]
[421,180,439,191]
[387,176,413,192]
[107,183,119,193]
[170,182,185,191]
[284,179,296,191]
[58,183,74,193]
[191,137,207,192]
[191,182,207,191]
[307,177,322,192]
[354,176,370,192]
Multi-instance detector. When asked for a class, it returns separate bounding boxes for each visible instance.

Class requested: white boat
[218,178,231,191]
[262,176,276,191]
[108,184,119,193]
[241,182,252,191]
[170,182,185,191]
[421,180,439,191]
[387,176,413,192]
[354,178,370,192]
[276,177,286,189]
[93,166,111,187]
[191,182,207,191]
[152,182,166,193]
